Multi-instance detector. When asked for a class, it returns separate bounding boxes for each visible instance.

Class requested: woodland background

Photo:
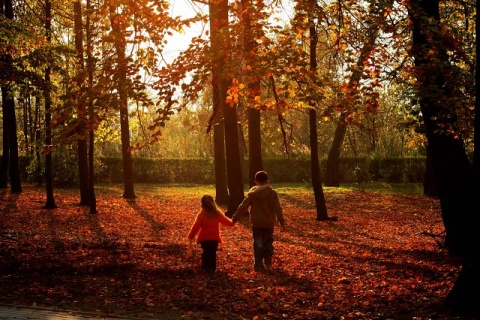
[1,0,479,318]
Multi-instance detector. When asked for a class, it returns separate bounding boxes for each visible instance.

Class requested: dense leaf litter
[0,184,465,319]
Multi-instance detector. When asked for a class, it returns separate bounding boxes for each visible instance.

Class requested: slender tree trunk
[0,0,21,193]
[213,117,229,206]
[7,95,21,193]
[86,0,97,214]
[224,101,245,215]
[209,1,229,206]
[474,0,480,212]
[74,0,90,205]
[0,89,10,189]
[0,0,11,189]
[110,6,135,199]
[309,109,328,221]
[34,96,43,185]
[248,108,262,187]
[325,115,346,187]
[307,1,328,221]
[43,0,57,208]
[410,0,479,314]
[242,0,263,188]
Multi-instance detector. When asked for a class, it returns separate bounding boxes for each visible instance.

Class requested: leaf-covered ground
[0,183,464,319]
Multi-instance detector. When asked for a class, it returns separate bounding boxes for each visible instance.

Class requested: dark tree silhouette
[242,0,263,188]
[208,0,230,207]
[110,5,135,199]
[209,0,244,215]
[0,0,22,194]
[43,0,56,209]
[410,0,479,315]
[308,0,328,221]
[86,0,97,214]
[74,0,90,206]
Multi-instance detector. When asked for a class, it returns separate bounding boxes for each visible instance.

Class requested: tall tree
[110,5,135,199]
[475,0,480,205]
[86,0,96,214]
[213,117,229,205]
[241,0,263,188]
[43,0,56,209]
[74,0,90,205]
[212,0,244,215]
[0,0,10,189]
[0,0,22,193]
[208,0,229,206]
[307,0,328,221]
[409,0,479,315]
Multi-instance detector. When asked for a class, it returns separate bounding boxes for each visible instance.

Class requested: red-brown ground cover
[0,183,463,319]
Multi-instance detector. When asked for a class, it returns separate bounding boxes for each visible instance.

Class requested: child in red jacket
[187,195,235,273]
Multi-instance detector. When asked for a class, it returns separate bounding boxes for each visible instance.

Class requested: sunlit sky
[164,0,209,62]
[163,0,293,63]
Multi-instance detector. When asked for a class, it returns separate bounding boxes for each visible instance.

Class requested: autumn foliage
[0,184,461,319]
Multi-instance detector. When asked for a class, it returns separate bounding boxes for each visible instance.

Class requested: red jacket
[187,209,234,244]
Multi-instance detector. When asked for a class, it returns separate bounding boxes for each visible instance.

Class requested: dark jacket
[232,184,285,228]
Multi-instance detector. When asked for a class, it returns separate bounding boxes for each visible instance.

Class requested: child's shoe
[264,251,272,270]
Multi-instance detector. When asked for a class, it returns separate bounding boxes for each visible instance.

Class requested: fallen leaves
[0,183,460,319]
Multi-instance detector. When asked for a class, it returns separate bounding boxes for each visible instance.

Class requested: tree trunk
[474,0,480,220]
[309,108,328,221]
[209,0,229,206]
[74,0,90,206]
[86,0,97,214]
[111,6,135,199]
[7,95,21,193]
[209,0,244,215]
[34,96,43,185]
[248,108,262,187]
[213,117,229,206]
[0,0,11,189]
[410,0,479,315]
[242,0,263,188]
[306,1,329,221]
[0,89,11,189]
[224,97,244,215]
[325,115,346,187]
[43,0,57,209]
[0,0,21,193]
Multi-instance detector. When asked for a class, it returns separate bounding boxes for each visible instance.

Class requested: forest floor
[0,183,471,319]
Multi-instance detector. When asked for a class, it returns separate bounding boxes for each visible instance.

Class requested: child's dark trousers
[200,240,219,273]
[252,227,274,271]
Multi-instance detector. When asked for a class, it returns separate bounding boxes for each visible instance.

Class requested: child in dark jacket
[232,171,285,272]
[187,195,235,273]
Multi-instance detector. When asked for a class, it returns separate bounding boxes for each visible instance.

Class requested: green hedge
[3,155,426,185]
[99,157,426,184]
[98,157,215,184]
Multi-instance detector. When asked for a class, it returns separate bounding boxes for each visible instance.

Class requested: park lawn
[0,183,461,319]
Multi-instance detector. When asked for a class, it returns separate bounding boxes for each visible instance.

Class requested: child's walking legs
[253,227,274,271]
[200,240,218,273]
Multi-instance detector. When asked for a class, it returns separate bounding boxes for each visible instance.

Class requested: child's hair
[201,195,218,216]
[255,171,269,184]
